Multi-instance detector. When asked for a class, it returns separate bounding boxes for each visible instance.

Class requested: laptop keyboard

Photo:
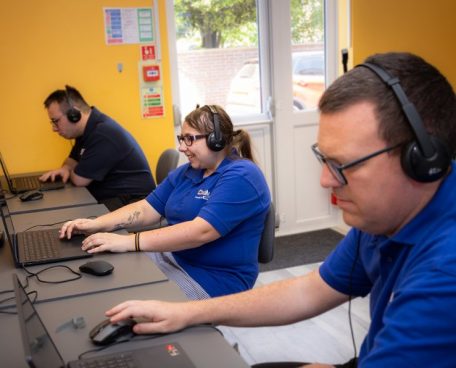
[18,230,61,262]
[13,176,41,191]
[13,175,64,192]
[75,352,137,368]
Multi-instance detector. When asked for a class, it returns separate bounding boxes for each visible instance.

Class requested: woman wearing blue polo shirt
[60,105,271,299]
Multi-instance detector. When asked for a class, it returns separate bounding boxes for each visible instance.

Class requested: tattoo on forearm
[112,211,141,230]
[113,223,126,231]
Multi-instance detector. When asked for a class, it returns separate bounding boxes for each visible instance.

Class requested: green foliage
[291,0,324,43]
[175,0,256,48]
[174,0,324,49]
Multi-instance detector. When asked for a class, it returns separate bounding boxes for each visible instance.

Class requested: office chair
[258,203,276,264]
[156,148,179,185]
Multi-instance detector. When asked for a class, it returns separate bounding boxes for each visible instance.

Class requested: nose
[320,164,342,189]
[177,140,187,152]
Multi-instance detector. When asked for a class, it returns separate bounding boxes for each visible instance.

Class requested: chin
[343,214,384,235]
[342,212,363,229]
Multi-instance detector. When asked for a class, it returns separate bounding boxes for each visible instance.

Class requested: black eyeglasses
[50,115,64,126]
[311,142,402,185]
[176,134,207,147]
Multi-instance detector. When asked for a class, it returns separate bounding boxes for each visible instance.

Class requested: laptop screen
[13,273,66,368]
[0,151,14,192]
[0,201,17,261]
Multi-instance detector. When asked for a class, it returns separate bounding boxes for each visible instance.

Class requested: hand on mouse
[106,299,193,335]
[60,218,101,239]
[81,232,135,253]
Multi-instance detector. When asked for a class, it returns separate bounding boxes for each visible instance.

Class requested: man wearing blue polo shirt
[105,53,456,368]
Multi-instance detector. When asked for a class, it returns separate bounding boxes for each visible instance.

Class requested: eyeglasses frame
[311,142,403,185]
[50,115,65,126]
[176,134,208,147]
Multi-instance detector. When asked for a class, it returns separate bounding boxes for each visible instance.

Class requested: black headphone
[205,105,226,151]
[358,62,450,182]
[65,86,82,123]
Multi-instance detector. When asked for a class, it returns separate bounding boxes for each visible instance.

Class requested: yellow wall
[351,0,456,87]
[0,0,174,175]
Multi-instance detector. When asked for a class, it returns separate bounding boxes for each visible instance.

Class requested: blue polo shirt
[146,155,271,297]
[320,162,456,367]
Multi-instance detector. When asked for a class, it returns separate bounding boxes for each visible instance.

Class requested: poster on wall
[104,7,154,45]
[141,86,164,118]
[139,57,164,119]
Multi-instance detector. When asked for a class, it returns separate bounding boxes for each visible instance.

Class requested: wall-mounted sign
[104,8,154,45]
[141,45,156,61]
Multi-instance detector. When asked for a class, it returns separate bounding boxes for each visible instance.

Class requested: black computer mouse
[79,260,114,276]
[19,190,44,202]
[89,318,137,345]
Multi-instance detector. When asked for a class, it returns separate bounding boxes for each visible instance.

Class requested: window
[172,0,260,117]
[290,0,325,111]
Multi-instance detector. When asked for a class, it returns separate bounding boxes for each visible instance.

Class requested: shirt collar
[391,162,456,246]
[184,150,240,183]
[78,106,101,142]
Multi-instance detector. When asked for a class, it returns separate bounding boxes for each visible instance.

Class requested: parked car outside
[226,50,325,114]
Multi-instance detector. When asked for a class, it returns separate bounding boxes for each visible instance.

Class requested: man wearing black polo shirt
[40,85,155,210]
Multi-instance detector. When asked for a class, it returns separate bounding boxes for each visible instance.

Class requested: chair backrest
[156,148,179,185]
[258,203,275,264]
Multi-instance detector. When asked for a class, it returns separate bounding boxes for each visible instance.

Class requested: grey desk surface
[0,210,249,368]
[0,280,249,368]
[1,279,250,368]
[0,205,168,306]
[6,185,97,215]
[11,203,112,232]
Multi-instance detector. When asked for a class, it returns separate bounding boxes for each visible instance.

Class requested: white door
[269,0,340,235]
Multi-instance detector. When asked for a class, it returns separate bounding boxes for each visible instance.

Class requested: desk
[0,181,249,368]
[10,203,110,232]
[6,185,97,215]
[0,278,249,368]
[0,205,168,305]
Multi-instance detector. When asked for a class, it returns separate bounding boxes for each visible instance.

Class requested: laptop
[0,151,64,194]
[13,274,196,368]
[1,204,92,267]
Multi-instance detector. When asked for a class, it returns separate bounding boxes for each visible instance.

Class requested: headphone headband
[356,62,450,182]
[64,86,82,123]
[204,105,225,151]
[358,63,435,158]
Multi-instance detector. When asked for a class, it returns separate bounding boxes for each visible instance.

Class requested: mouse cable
[23,215,98,232]
[0,289,37,315]
[347,234,361,362]
[77,323,218,360]
[22,264,82,285]
[1,189,17,200]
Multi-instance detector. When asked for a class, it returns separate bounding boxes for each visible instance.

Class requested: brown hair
[44,85,91,114]
[184,105,257,163]
[319,52,456,156]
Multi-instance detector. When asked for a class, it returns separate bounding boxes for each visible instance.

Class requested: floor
[218,262,370,366]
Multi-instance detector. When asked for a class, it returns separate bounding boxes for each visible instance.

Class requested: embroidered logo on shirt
[195,189,210,200]
[80,148,86,156]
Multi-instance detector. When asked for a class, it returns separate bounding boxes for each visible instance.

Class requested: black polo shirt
[69,107,155,201]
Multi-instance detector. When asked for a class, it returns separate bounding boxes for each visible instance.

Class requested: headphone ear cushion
[401,136,451,182]
[66,107,81,123]
[206,132,225,152]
